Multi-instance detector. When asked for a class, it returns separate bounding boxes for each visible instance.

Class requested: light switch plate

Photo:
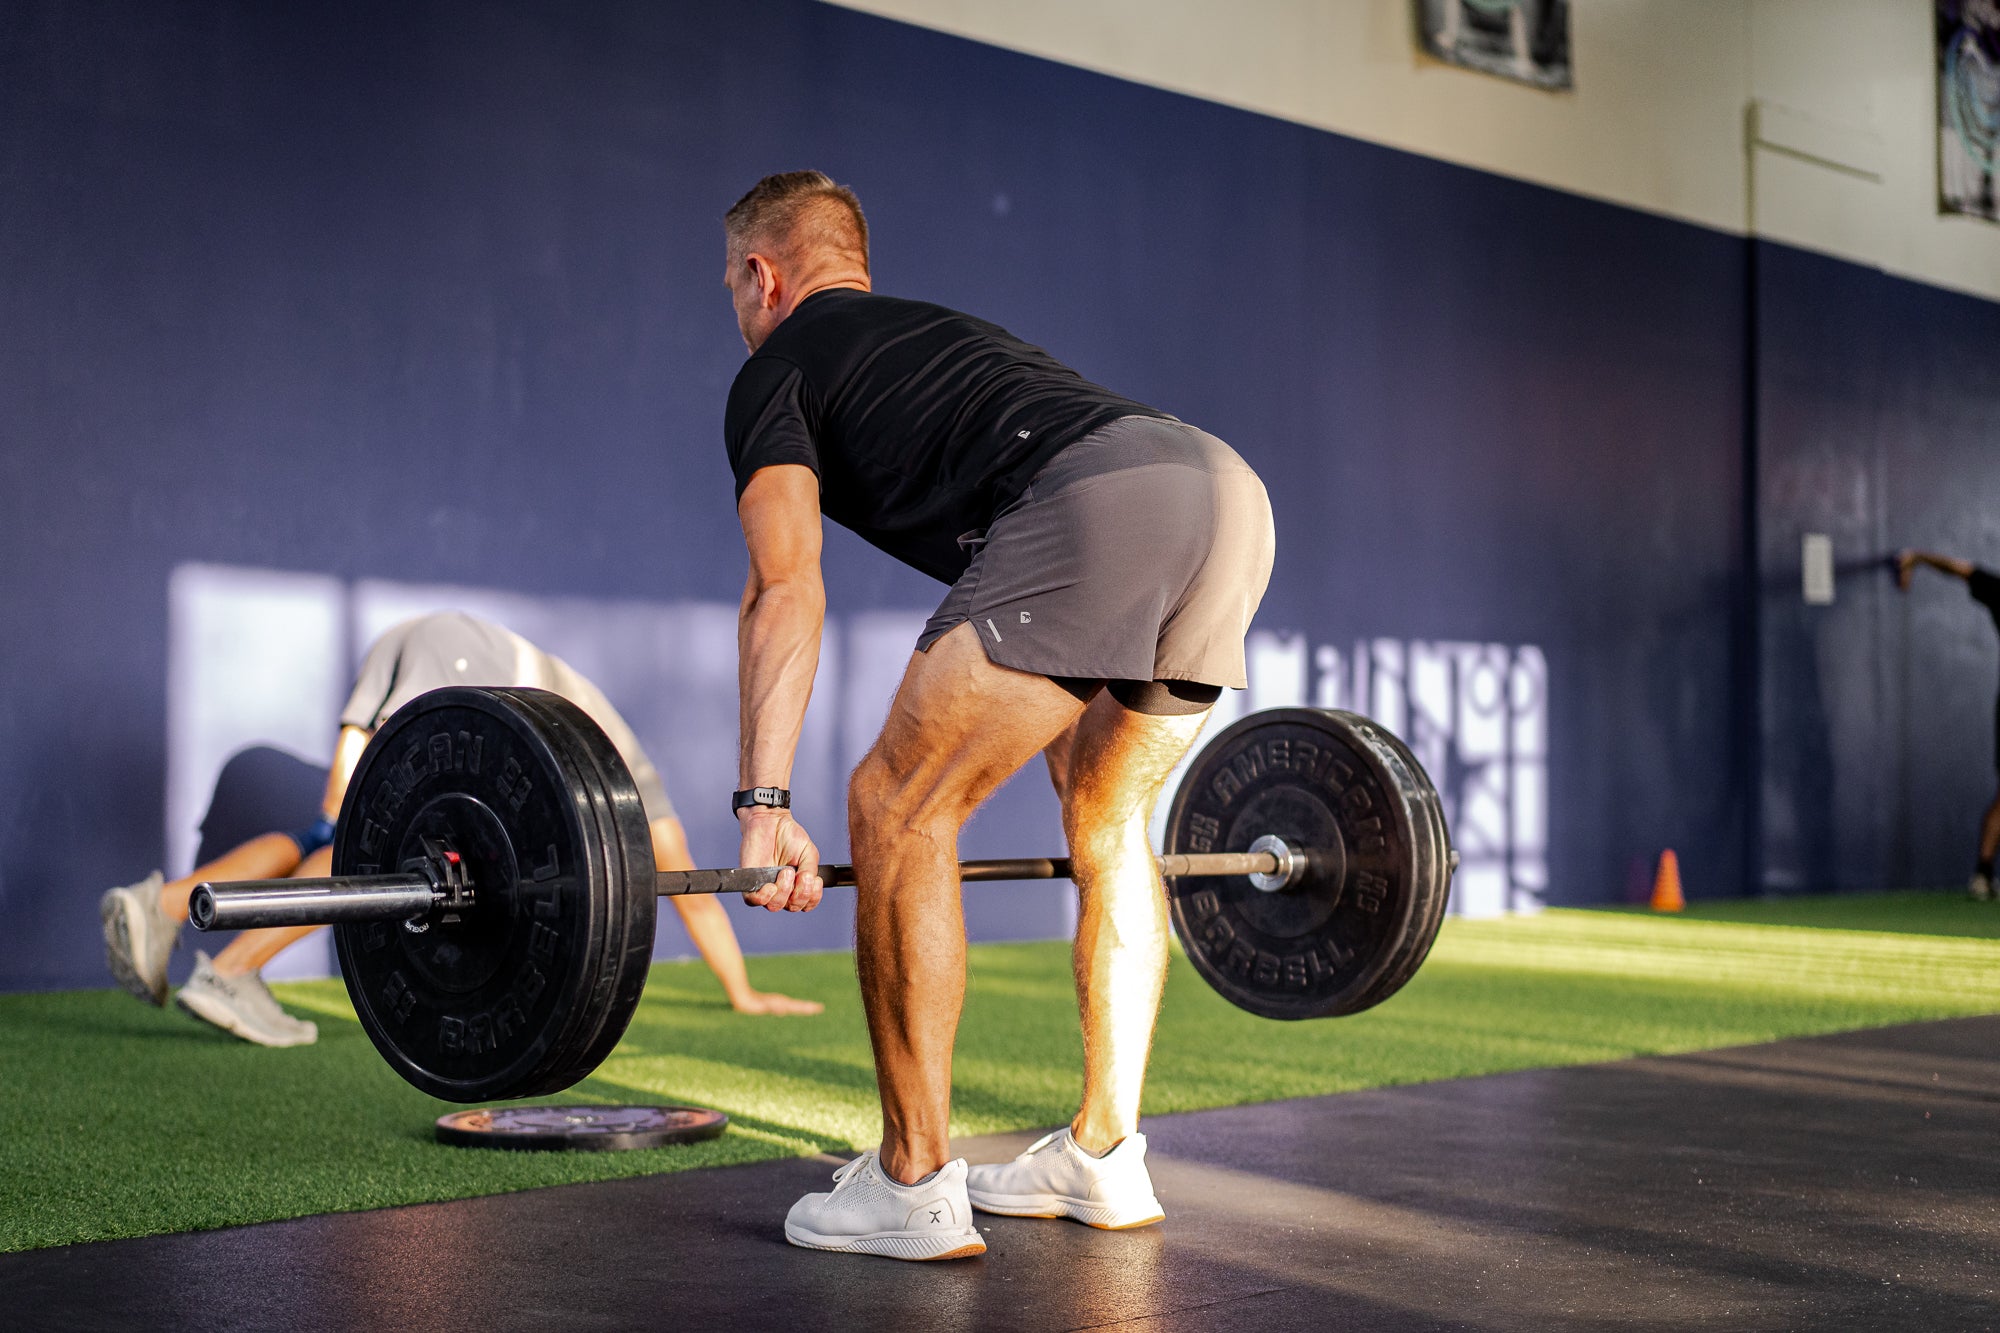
[1803,533,1835,605]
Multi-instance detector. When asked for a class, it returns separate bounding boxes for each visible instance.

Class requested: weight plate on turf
[436,1104,728,1152]
[333,687,656,1103]
[1163,708,1453,1020]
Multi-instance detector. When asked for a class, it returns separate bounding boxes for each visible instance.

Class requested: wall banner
[1940,1,2000,222]
[1418,0,1572,91]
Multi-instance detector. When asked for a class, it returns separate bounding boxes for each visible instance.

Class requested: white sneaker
[783,1152,986,1260]
[175,952,318,1047]
[101,871,175,1006]
[966,1127,1165,1230]
[1972,873,1995,902]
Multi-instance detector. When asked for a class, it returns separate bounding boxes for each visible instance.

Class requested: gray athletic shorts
[918,416,1274,689]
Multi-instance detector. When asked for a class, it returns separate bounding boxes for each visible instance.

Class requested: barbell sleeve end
[188,883,220,932]
[189,875,441,931]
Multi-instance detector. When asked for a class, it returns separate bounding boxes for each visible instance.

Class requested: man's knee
[1069,817,1153,867]
[848,750,898,825]
[1062,780,1156,870]
[848,746,955,835]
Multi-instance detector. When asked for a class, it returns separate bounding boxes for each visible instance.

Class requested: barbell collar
[1244,834,1302,893]
[190,875,439,932]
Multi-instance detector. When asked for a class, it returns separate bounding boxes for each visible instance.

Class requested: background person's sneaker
[175,951,318,1047]
[100,871,174,1005]
[967,1126,1165,1230]
[784,1152,985,1260]
[1972,873,1995,902]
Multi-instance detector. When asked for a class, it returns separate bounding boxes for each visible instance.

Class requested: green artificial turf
[5,893,1999,1252]
[1623,888,2000,939]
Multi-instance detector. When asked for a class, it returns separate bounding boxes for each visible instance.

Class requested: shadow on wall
[167,563,1550,980]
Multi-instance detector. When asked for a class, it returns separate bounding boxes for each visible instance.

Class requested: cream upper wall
[1750,0,2000,303]
[826,0,2000,304]
[828,0,1751,231]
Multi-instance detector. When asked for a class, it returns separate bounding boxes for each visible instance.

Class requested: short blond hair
[725,170,870,275]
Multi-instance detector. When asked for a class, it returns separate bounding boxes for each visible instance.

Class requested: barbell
[191,686,1455,1102]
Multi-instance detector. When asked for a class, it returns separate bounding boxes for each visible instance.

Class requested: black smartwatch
[732,787,792,814]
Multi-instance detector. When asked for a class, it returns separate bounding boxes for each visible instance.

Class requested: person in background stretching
[101,611,822,1046]
[1896,549,2000,900]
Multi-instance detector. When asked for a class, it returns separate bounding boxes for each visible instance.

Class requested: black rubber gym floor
[9,1016,1998,1331]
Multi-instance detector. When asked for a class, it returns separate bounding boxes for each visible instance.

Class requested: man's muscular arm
[736,463,826,911]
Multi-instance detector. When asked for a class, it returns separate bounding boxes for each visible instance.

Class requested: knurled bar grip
[190,876,437,932]
[189,849,1287,931]
[655,850,1285,896]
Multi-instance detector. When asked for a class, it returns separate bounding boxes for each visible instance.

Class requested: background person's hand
[729,988,825,1016]
[736,807,824,912]
[1895,549,1917,591]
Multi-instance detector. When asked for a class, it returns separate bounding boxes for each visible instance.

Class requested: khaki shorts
[918,416,1274,689]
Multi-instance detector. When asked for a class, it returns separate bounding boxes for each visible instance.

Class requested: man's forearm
[738,576,825,788]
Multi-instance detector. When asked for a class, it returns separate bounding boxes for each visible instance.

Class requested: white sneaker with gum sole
[967,1127,1165,1230]
[783,1152,986,1260]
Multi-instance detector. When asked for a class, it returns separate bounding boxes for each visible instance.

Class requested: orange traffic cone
[1650,849,1685,912]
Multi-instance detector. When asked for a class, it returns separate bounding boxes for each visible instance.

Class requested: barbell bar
[190,847,1305,933]
[189,686,1455,1103]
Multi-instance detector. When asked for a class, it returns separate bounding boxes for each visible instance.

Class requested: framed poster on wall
[1939,0,2000,221]
[1418,0,1571,91]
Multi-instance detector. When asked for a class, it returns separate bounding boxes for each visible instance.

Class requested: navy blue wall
[1755,242,2000,896]
[4,0,1980,994]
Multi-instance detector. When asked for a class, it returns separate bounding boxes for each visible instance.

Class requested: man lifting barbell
[182,175,1450,1258]
[720,171,1276,1258]
[101,611,820,1045]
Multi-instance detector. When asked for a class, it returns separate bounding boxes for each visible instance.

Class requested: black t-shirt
[1973,568,2000,632]
[724,289,1170,583]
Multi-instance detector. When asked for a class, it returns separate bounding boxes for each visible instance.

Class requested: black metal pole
[190,849,1293,926]
[655,849,1284,896]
